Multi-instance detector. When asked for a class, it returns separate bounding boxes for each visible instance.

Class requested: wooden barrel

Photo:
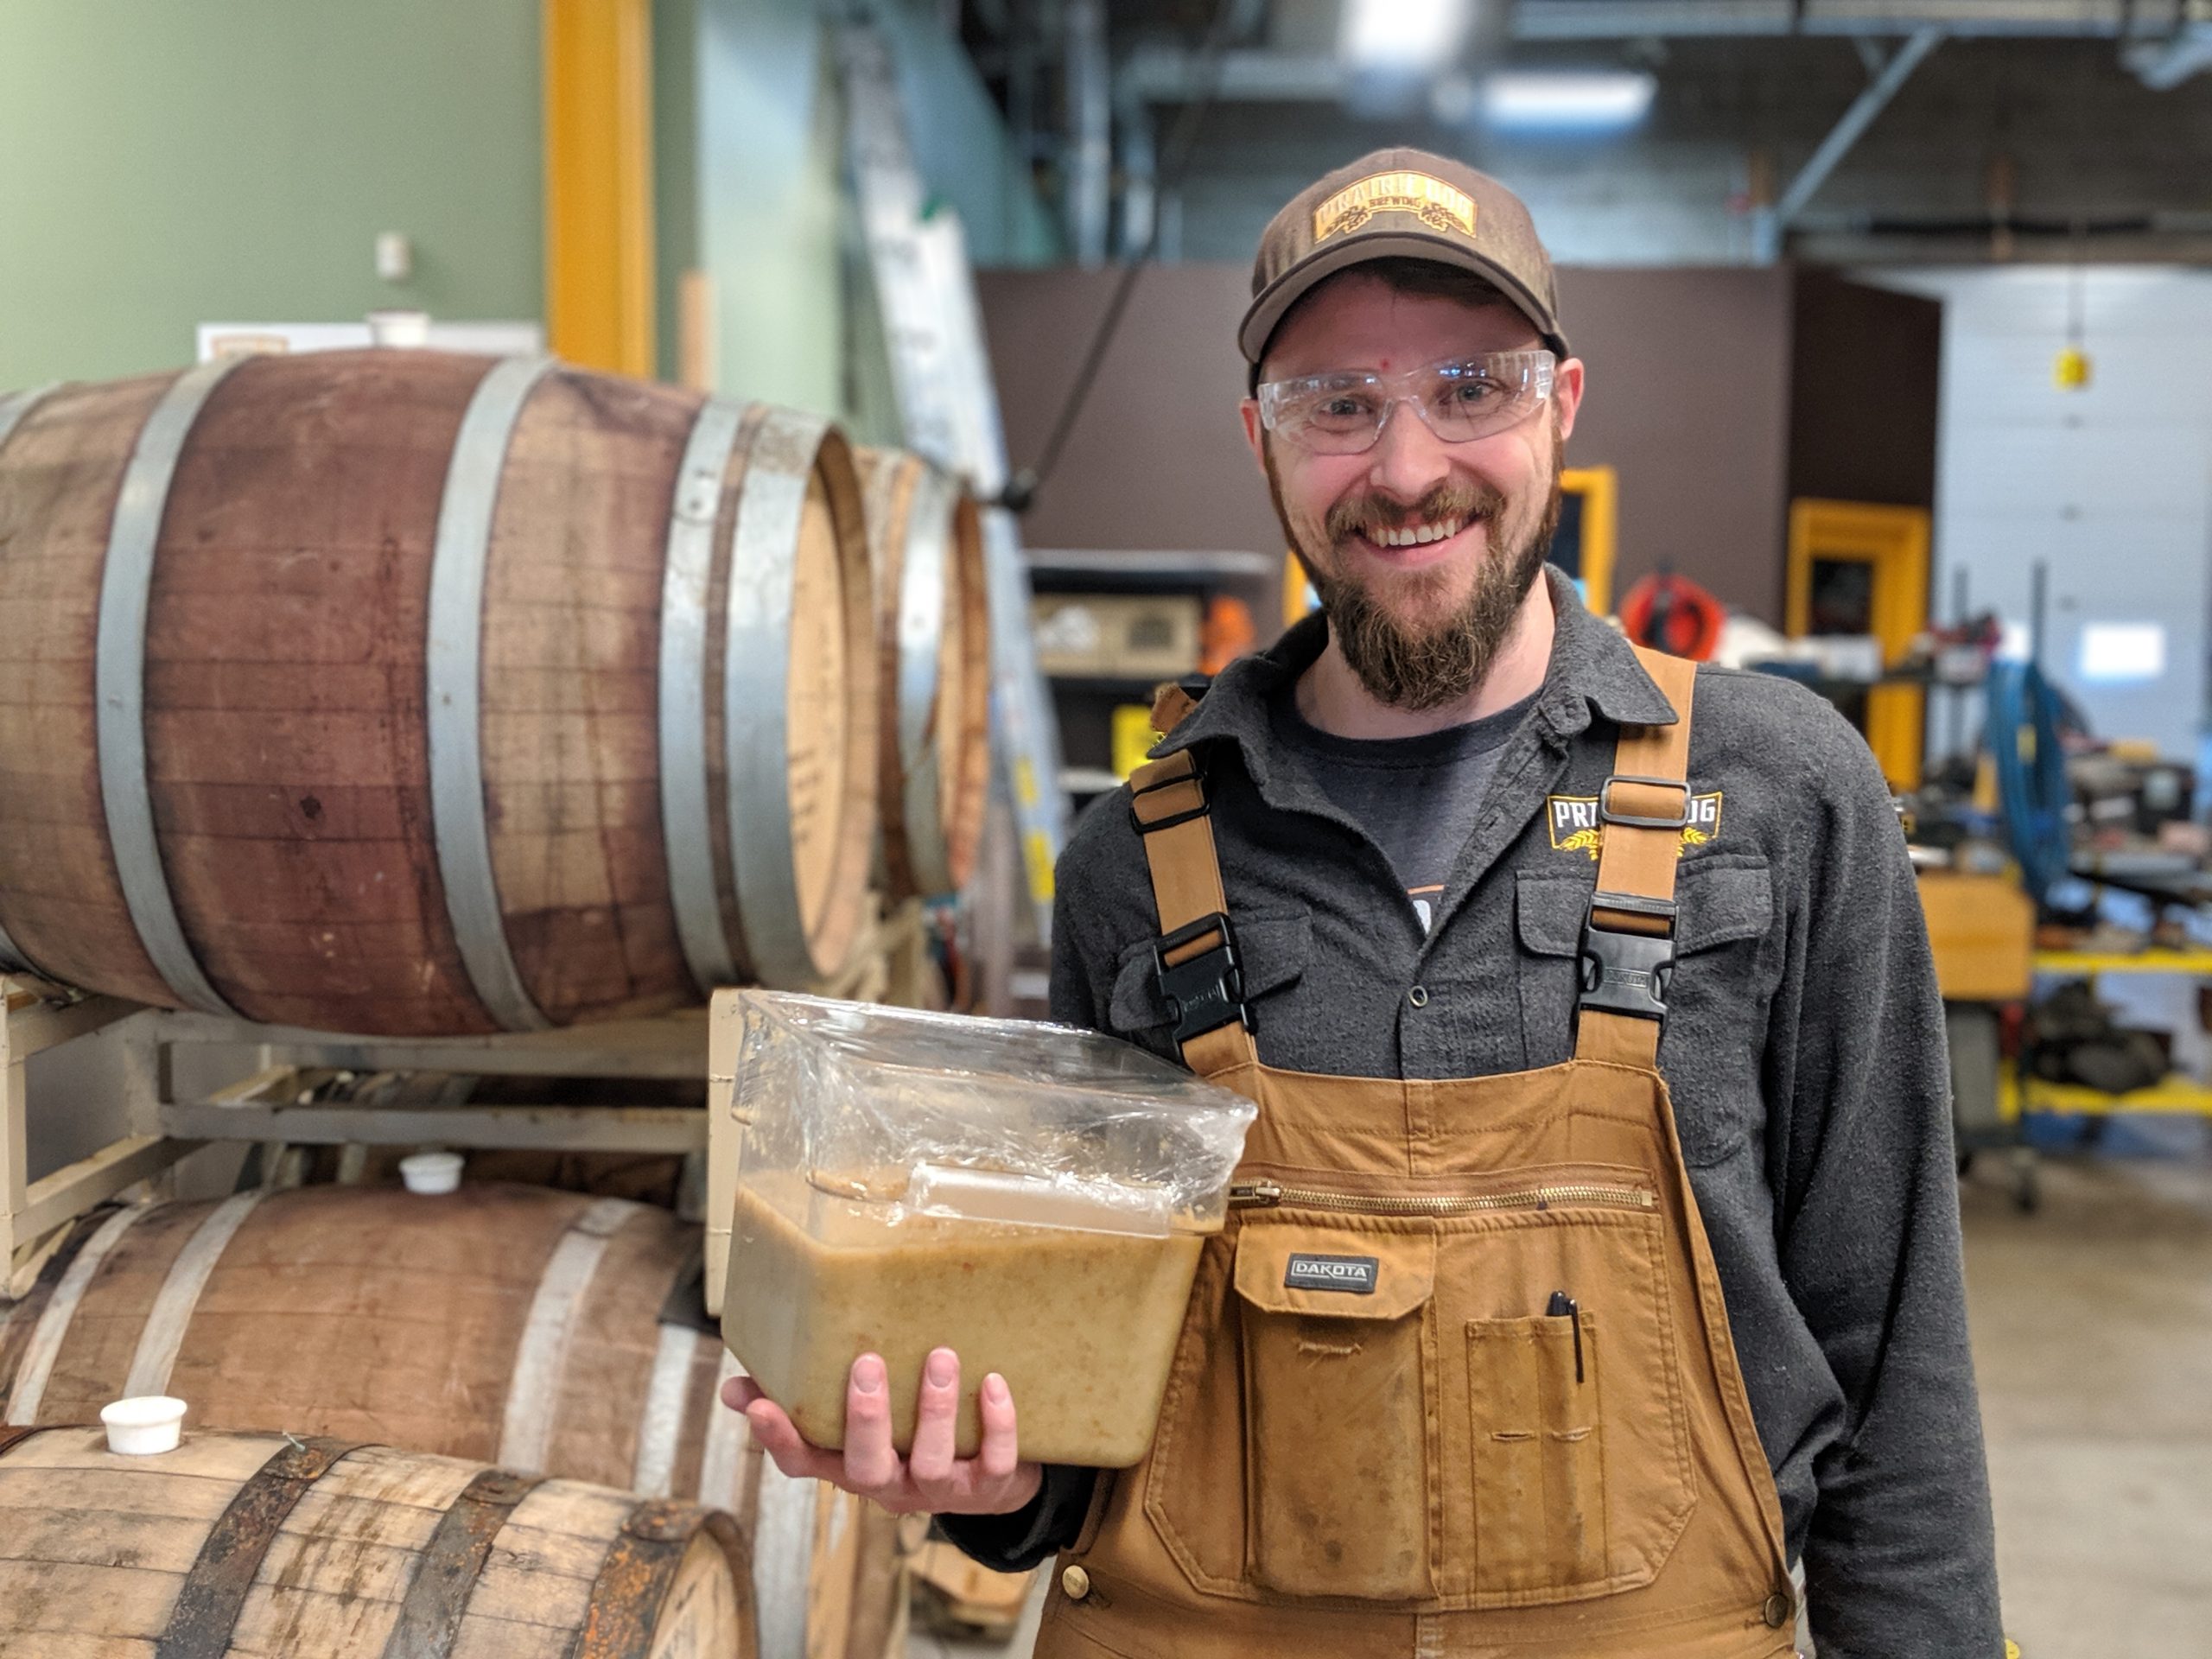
[853,448,992,900]
[0,1184,903,1659]
[0,353,878,1034]
[0,1425,750,1657]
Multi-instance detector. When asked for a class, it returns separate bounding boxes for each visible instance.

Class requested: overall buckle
[1152,912,1254,1045]
[1599,773,1691,830]
[1128,758,1208,835]
[1578,891,1677,1024]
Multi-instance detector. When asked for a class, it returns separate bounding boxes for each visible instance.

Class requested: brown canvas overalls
[1035,648,1799,1659]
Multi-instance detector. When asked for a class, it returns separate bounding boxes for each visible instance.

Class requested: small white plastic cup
[101,1396,186,1456]
[365,308,431,348]
[399,1151,464,1195]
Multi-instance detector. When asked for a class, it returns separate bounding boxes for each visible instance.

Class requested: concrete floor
[1962,1145,2212,1656]
[912,1145,2212,1658]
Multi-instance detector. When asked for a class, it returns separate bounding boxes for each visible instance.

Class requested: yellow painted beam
[543,0,655,376]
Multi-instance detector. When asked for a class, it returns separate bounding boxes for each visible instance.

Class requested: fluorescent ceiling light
[1480,71,1657,132]
[1341,0,1470,73]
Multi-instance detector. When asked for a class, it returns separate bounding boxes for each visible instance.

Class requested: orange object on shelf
[1200,594,1257,674]
[1618,571,1726,661]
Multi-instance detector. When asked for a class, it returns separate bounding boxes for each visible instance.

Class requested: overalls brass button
[1408,985,1429,1008]
[1061,1564,1092,1601]
[1761,1591,1793,1628]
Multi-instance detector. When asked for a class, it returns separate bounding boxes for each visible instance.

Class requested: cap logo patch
[1313,170,1477,242]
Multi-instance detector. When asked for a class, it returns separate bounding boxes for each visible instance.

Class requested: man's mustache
[1324,480,1507,546]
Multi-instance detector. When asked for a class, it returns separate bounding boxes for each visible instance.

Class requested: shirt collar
[1151,566,1680,780]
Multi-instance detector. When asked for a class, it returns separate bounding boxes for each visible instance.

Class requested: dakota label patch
[1548,791,1723,860]
[1284,1253,1380,1294]
[1313,170,1477,242]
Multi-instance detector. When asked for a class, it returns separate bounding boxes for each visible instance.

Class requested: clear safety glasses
[1256,349,1556,456]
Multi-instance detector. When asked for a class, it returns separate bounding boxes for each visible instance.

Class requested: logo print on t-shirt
[1409,883,1443,933]
[1547,791,1723,860]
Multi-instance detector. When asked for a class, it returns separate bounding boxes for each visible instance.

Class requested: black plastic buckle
[1578,892,1678,1024]
[1152,912,1254,1045]
[1128,760,1208,836]
[1599,773,1692,830]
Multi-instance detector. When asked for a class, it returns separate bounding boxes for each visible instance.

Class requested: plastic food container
[720,992,1256,1468]
[101,1396,187,1456]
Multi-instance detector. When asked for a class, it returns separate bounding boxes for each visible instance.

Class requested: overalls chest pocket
[1514,856,1778,1166]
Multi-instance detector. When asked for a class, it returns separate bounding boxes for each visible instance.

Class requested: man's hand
[720,1347,1043,1516]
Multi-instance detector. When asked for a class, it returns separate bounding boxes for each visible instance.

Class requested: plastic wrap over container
[721,991,1257,1466]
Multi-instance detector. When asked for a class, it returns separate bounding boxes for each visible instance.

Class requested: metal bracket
[1599,774,1692,830]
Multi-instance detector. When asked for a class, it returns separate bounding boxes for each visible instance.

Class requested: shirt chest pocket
[1108,907,1311,1042]
[1515,857,1778,1166]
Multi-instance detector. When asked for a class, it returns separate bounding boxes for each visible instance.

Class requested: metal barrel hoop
[425,354,559,1033]
[721,406,826,990]
[0,384,63,976]
[95,355,248,1018]
[658,397,750,997]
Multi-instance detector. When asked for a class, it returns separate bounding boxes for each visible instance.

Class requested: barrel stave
[0,372,175,1004]
[142,352,493,1032]
[483,368,699,1027]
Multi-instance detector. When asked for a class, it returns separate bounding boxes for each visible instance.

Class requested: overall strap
[1128,688,1260,1077]
[1574,645,1699,1070]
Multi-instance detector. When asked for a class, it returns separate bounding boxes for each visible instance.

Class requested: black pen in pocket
[1546,1290,1584,1383]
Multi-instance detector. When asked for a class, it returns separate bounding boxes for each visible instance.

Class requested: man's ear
[1553,358,1586,443]
[1240,398,1266,473]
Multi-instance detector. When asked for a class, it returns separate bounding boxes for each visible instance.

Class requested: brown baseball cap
[1240,147,1569,368]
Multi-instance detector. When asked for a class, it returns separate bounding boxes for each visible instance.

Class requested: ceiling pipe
[1065,0,1112,265]
[1753,24,1946,261]
[1513,1,2163,39]
[2123,3,2212,88]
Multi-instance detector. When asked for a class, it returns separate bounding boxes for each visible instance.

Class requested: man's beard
[1267,429,1564,711]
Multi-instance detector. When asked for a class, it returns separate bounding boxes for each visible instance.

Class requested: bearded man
[728,151,2002,1656]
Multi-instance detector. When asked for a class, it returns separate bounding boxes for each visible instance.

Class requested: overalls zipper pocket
[1229,1179,1656,1216]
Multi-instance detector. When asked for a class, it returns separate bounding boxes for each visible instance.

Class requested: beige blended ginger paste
[721,1173,1205,1467]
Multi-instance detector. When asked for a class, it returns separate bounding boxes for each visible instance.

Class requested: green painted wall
[688,0,847,416]
[0,0,542,391]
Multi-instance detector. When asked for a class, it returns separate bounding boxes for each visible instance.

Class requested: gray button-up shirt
[949,571,2000,1656]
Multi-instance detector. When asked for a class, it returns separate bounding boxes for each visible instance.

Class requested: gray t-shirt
[1269,689,1535,933]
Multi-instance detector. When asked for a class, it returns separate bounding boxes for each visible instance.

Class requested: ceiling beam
[1755,25,1947,261]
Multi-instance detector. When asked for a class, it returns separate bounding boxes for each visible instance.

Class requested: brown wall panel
[1553,266,1797,624]
[1788,270,1943,510]
[980,262,1810,625]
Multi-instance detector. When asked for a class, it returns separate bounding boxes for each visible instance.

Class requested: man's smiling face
[1242,266,1586,709]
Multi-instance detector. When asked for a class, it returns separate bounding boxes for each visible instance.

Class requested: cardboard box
[1032,592,1203,679]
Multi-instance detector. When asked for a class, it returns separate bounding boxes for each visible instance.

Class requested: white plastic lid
[399,1151,465,1195]
[101,1395,186,1456]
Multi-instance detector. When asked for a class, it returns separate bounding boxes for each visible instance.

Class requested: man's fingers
[975,1371,1020,1484]
[906,1347,961,1488]
[741,1400,844,1484]
[720,1376,764,1414]
[841,1354,901,1492]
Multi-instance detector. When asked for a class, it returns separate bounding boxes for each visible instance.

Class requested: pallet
[910,1541,1036,1645]
[3,897,931,1300]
